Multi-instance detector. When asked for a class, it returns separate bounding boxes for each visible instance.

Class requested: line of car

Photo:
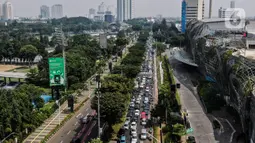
[120,51,154,143]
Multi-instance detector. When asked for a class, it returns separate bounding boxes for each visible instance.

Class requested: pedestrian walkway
[23,42,133,143]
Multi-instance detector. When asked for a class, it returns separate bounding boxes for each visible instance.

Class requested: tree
[89,138,103,143]
[116,38,128,47]
[20,45,38,66]
[132,24,142,31]
[153,42,166,56]
[26,68,39,85]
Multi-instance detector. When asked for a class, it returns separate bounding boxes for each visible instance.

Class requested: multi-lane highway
[47,99,98,143]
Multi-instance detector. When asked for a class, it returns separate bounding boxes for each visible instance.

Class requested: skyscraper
[129,0,133,19]
[117,0,132,22]
[117,0,123,21]
[51,4,63,19]
[97,2,105,21]
[3,0,13,20]
[89,8,96,19]
[230,1,235,8]
[181,0,187,33]
[40,5,50,19]
[209,0,212,18]
[186,0,204,21]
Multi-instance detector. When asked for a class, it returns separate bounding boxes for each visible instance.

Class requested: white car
[141,118,146,126]
[132,136,138,143]
[140,129,147,140]
[134,110,140,116]
[136,100,140,104]
[130,122,137,129]
[124,121,129,130]
[131,128,137,136]
[130,102,135,107]
[132,132,138,138]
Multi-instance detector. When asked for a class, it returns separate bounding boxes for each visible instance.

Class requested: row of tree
[151,56,185,142]
[2,17,107,35]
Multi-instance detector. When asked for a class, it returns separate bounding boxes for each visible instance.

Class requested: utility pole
[55,25,67,92]
[96,74,101,138]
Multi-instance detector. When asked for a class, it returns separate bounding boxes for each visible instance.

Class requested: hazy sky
[6,0,255,18]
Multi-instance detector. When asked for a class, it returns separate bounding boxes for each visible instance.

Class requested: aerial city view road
[1,0,255,143]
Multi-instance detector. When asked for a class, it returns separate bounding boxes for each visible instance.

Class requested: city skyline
[3,0,255,18]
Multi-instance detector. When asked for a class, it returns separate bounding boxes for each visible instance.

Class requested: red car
[140,112,146,119]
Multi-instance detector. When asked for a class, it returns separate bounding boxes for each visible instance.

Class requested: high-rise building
[40,5,50,19]
[186,0,204,21]
[181,0,187,33]
[97,2,105,21]
[89,8,96,19]
[117,0,132,22]
[51,4,63,19]
[230,1,235,8]
[130,0,133,19]
[209,0,212,18]
[0,3,3,19]
[117,0,124,21]
[218,7,233,18]
[3,0,13,20]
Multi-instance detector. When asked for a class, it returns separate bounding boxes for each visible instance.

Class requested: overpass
[0,72,27,83]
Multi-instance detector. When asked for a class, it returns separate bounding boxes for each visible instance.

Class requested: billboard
[99,33,107,49]
[181,0,187,33]
[48,57,65,87]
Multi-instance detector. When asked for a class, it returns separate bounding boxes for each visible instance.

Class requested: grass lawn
[41,102,55,111]
[111,114,126,140]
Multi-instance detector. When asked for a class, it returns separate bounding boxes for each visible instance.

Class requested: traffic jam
[119,47,155,143]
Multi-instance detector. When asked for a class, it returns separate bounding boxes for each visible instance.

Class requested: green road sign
[186,128,194,134]
[49,57,65,87]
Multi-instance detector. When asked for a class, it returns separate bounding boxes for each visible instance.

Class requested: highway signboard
[48,57,65,87]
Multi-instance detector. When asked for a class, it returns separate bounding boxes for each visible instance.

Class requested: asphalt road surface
[165,50,217,143]
[47,99,97,143]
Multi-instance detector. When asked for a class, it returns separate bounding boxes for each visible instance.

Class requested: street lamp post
[0,132,17,143]
[147,132,161,143]
[96,74,101,138]
[56,100,60,125]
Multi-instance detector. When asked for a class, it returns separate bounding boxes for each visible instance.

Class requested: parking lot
[119,47,155,143]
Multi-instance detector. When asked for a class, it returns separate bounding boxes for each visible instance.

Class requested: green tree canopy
[19,44,38,65]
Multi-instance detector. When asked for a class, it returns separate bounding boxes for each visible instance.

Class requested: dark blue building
[105,15,114,23]
[181,0,187,33]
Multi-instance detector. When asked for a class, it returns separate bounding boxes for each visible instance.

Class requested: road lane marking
[75,121,78,126]
[226,119,236,143]
[76,113,81,118]
[82,121,97,142]
[67,130,71,135]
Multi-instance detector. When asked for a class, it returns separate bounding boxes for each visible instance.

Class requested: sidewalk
[23,43,132,143]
